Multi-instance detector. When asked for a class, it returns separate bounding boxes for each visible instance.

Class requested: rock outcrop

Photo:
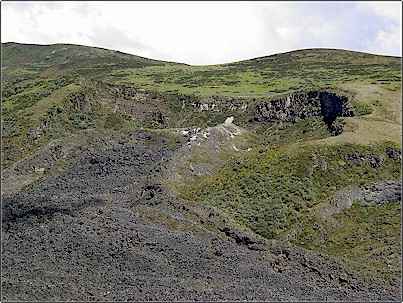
[319,180,401,219]
[63,82,356,137]
[254,90,354,135]
[358,180,401,205]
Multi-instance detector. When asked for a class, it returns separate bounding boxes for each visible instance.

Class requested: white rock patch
[224,116,234,125]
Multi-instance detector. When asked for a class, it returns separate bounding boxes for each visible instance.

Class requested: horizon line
[2,40,402,66]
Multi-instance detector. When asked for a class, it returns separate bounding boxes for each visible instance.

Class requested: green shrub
[352,102,373,116]
[104,112,126,130]
[179,142,400,240]
[69,112,95,129]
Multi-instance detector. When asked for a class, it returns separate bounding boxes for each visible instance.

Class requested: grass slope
[175,141,401,283]
[2,45,400,163]
[107,48,401,97]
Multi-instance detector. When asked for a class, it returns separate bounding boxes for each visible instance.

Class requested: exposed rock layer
[254,90,354,134]
[71,83,355,136]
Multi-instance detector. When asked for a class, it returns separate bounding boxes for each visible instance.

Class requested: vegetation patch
[296,202,401,284]
[352,101,373,116]
[253,117,330,146]
[176,141,401,280]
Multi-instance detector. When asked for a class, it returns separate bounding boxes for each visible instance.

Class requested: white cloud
[358,1,401,23]
[357,1,402,56]
[2,1,401,64]
[370,26,402,56]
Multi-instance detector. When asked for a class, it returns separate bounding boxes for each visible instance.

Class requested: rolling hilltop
[1,42,402,301]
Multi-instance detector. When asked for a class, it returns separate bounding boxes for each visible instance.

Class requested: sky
[1,1,402,65]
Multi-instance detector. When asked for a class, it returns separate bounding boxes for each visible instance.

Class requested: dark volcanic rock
[386,146,402,160]
[360,180,401,205]
[219,226,266,251]
[254,90,354,134]
[344,152,386,168]
[326,180,401,217]
[1,130,400,301]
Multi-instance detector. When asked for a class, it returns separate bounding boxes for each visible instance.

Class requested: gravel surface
[1,130,400,301]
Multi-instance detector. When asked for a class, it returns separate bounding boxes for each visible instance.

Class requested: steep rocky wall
[186,96,249,113]
[75,82,355,134]
[254,90,354,134]
[175,90,355,136]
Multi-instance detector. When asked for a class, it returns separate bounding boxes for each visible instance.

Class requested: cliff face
[175,89,355,135]
[70,83,353,135]
[254,90,354,134]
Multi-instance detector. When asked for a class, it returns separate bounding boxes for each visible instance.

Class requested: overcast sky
[2,1,402,65]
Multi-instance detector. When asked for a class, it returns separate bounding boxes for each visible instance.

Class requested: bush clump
[352,102,373,116]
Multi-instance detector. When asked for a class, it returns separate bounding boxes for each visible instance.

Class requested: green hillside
[2,43,401,167]
[107,48,401,96]
[1,43,401,298]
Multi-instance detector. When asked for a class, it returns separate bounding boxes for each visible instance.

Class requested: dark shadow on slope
[254,90,355,136]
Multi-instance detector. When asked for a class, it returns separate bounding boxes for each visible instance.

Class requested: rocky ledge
[254,90,355,135]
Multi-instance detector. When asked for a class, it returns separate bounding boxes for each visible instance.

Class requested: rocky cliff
[254,90,355,134]
[85,83,355,136]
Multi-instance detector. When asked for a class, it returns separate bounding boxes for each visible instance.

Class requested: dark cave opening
[253,90,354,136]
[318,91,350,135]
[320,92,344,126]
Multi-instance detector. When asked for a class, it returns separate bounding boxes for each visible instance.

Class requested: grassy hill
[2,43,401,166]
[2,42,172,73]
[107,48,401,96]
[1,42,401,300]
